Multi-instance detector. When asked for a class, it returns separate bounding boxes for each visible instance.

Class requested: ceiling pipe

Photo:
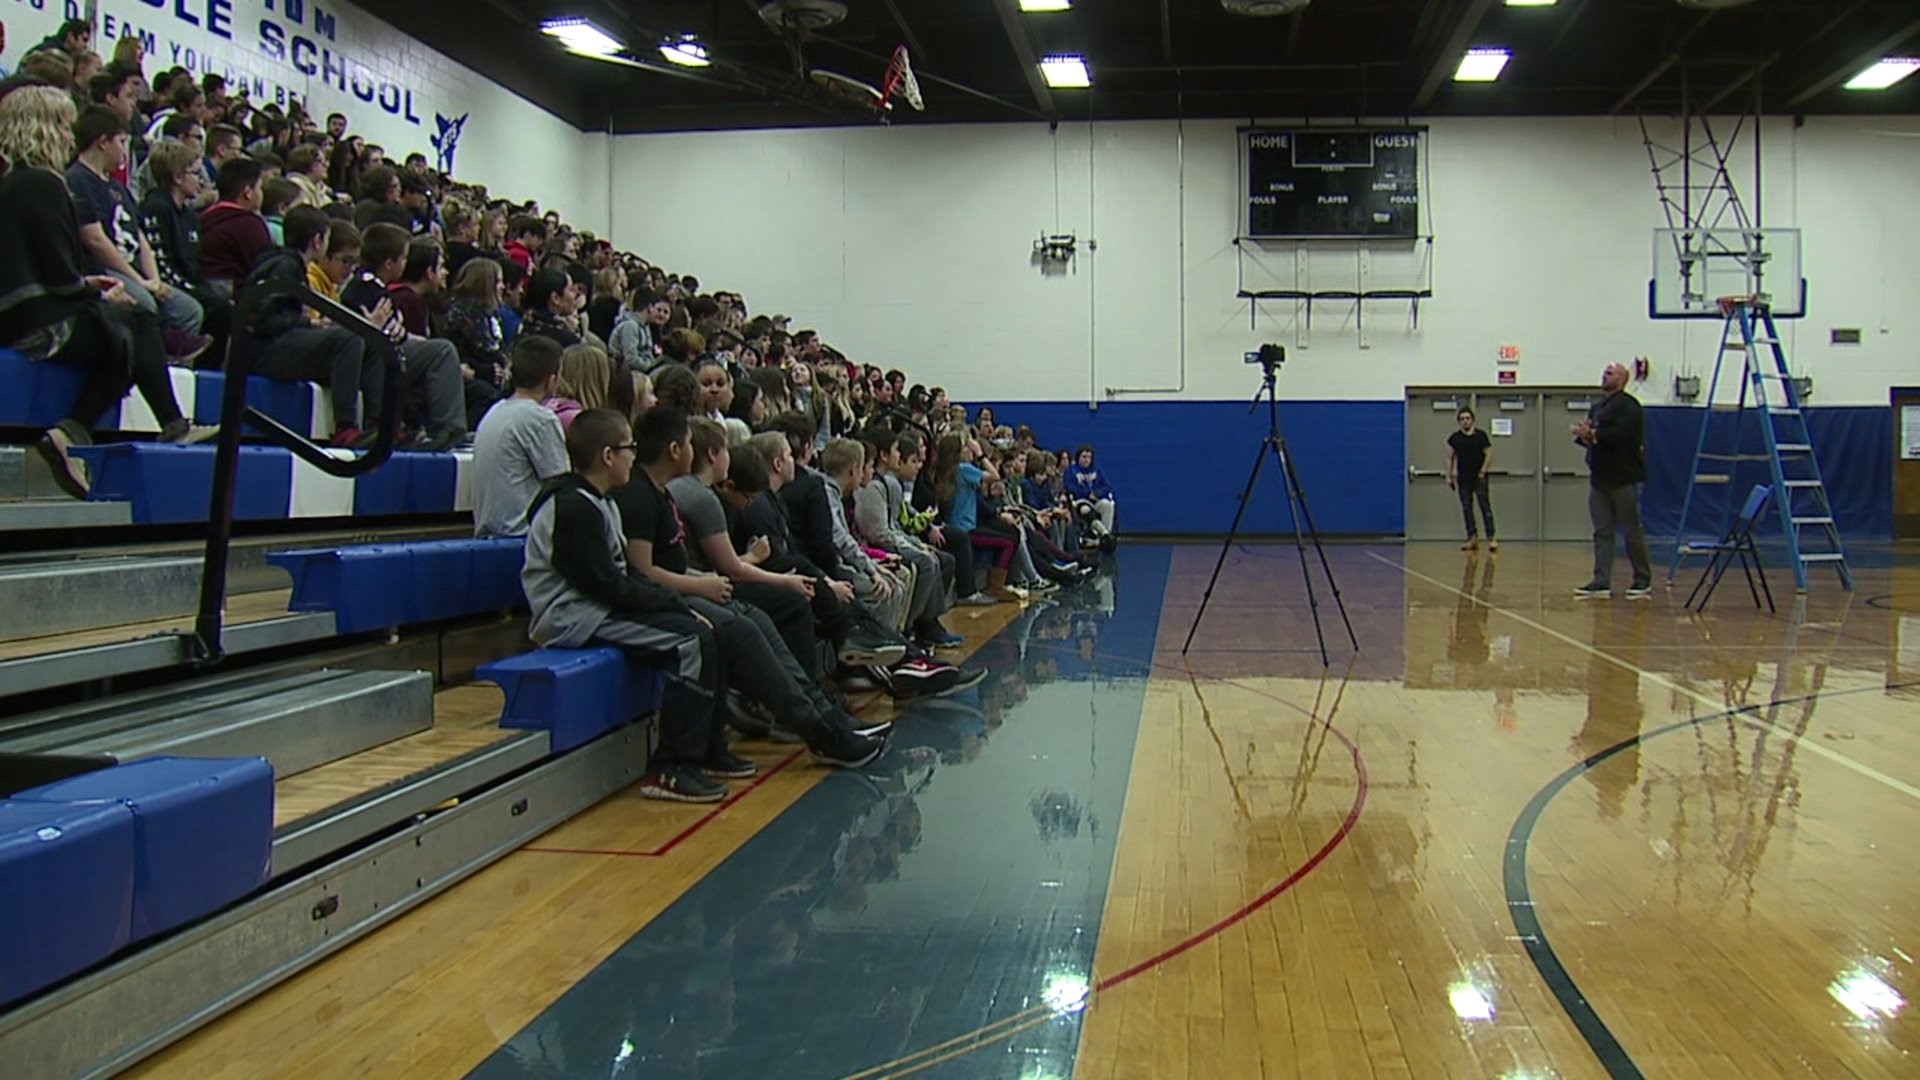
[988,0,1057,117]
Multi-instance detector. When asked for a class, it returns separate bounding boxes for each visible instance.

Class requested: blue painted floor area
[470,546,1174,1080]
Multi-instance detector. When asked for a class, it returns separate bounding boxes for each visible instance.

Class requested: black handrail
[191,278,405,662]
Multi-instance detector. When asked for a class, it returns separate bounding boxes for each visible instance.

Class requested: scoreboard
[1243,128,1422,239]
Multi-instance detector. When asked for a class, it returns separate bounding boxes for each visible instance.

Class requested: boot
[986,566,1017,601]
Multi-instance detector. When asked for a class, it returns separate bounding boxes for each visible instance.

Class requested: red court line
[519,748,808,858]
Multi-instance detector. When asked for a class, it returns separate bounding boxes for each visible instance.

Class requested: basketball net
[881,46,925,113]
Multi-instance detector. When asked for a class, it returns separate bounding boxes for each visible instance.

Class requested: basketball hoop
[881,45,925,113]
[1715,295,1757,316]
[811,68,885,110]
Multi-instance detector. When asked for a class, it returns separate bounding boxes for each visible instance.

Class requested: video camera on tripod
[1244,343,1287,369]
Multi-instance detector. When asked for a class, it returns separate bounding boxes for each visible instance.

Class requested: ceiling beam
[1605,13,1716,116]
[879,0,929,66]
[989,0,1057,117]
[1160,0,1174,67]
[1780,14,1920,110]
[1412,0,1498,110]
[1697,54,1777,115]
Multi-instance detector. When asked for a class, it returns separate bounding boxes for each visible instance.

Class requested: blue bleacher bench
[267,537,528,634]
[476,648,666,753]
[0,800,137,1007]
[14,756,275,945]
[0,349,334,439]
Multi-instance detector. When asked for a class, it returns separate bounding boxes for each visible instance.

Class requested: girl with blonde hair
[543,343,610,431]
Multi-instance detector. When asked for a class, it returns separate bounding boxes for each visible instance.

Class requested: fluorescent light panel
[660,36,711,68]
[1040,54,1090,88]
[1020,0,1073,10]
[1504,0,1557,7]
[1844,57,1920,90]
[1454,47,1511,82]
[540,17,624,58]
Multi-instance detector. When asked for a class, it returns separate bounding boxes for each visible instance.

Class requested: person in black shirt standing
[1446,407,1497,553]
[1572,362,1651,598]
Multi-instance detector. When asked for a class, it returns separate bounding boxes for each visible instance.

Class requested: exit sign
[1497,345,1520,362]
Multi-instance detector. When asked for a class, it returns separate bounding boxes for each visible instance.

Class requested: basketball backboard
[1651,228,1804,319]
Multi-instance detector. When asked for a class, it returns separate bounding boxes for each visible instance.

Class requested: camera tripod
[1182,361,1359,666]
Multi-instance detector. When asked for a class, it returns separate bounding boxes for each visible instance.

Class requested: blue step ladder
[1668,297,1850,593]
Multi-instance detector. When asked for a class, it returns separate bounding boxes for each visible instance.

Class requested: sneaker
[700,751,759,780]
[413,428,465,453]
[1461,538,1479,552]
[887,658,962,699]
[957,592,999,607]
[836,668,880,693]
[764,723,806,745]
[850,718,894,739]
[809,728,887,770]
[724,691,774,739]
[1625,584,1653,600]
[328,426,364,449]
[1574,584,1610,599]
[919,628,965,649]
[838,628,908,669]
[159,418,220,445]
[162,329,214,366]
[934,665,989,697]
[35,421,92,500]
[639,766,728,803]
[1488,538,1499,553]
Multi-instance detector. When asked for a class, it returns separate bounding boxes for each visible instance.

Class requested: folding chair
[1685,484,1775,613]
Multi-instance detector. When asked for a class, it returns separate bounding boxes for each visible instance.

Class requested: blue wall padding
[14,756,273,944]
[1641,405,1892,539]
[0,800,136,1007]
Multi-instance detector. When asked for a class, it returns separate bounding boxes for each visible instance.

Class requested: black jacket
[1585,391,1647,489]
[243,245,313,341]
[139,189,202,288]
[780,467,842,579]
[0,166,98,349]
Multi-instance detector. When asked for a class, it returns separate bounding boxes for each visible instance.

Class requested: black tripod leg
[1271,439,1331,666]
[1182,437,1269,654]
[1278,439,1361,655]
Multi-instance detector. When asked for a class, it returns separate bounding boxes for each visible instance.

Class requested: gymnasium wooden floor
[127,542,1920,1079]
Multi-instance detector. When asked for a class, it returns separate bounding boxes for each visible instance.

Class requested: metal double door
[1405,388,1600,542]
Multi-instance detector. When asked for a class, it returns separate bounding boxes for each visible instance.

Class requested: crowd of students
[1,20,1126,799]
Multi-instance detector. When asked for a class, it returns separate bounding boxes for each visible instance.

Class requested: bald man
[1570,362,1650,598]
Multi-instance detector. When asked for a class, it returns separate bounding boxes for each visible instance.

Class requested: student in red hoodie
[198,157,272,298]
[502,214,545,272]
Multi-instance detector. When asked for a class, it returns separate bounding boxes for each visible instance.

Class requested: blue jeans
[106,270,203,334]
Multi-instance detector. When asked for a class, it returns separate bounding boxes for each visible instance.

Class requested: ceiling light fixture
[1039,54,1091,89]
[660,35,712,68]
[1019,0,1073,10]
[1453,47,1511,82]
[540,17,624,58]
[1844,57,1920,91]
[1505,0,1557,7]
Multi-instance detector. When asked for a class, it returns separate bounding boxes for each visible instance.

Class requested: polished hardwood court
[126,543,1920,1078]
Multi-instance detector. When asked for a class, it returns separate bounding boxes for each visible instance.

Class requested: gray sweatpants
[401,337,466,437]
[1588,482,1651,589]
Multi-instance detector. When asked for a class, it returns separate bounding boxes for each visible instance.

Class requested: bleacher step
[0,669,433,779]
[0,612,337,700]
[0,499,134,532]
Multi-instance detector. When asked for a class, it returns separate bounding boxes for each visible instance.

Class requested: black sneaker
[809,728,887,769]
[887,658,961,699]
[700,751,759,780]
[934,665,989,697]
[723,691,772,739]
[1574,583,1610,599]
[1625,584,1653,600]
[640,766,728,803]
[838,628,907,669]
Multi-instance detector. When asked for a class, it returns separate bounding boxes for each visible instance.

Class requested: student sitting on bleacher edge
[521,409,885,803]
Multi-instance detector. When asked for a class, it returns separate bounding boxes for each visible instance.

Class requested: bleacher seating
[477,648,666,753]
[0,349,334,439]
[0,799,136,1007]
[268,537,528,633]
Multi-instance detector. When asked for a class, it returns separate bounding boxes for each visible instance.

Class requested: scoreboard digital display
[1244,128,1422,239]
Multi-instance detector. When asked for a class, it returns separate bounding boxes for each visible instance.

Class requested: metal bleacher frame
[0,284,649,1077]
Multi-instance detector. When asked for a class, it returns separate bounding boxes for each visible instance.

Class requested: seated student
[671,420,903,685]
[259,176,298,245]
[544,343,610,432]
[606,286,659,371]
[0,86,215,496]
[137,138,234,369]
[502,214,545,272]
[440,201,486,279]
[66,104,211,362]
[198,157,274,297]
[307,218,357,302]
[520,267,582,348]
[337,223,465,450]
[245,205,383,447]
[351,165,411,232]
[284,143,331,208]
[611,406,890,758]
[497,259,526,347]
[930,433,1009,605]
[855,429,963,650]
[1065,442,1117,540]
[518,408,732,803]
[1020,449,1090,567]
[1002,448,1094,582]
[472,335,568,538]
[963,452,1055,598]
[832,436,943,638]
[443,257,509,396]
[771,415,908,629]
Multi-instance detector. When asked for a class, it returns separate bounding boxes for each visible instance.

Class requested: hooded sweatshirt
[521,473,690,649]
[139,188,202,288]
[199,201,273,283]
[1065,456,1114,502]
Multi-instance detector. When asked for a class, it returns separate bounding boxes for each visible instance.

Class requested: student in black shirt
[1571,362,1652,598]
[611,407,888,763]
[1446,407,1497,553]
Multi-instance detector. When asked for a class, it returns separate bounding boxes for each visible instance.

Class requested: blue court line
[1505,677,1920,1080]
[469,546,1174,1080]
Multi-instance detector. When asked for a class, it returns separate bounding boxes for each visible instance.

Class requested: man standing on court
[1572,362,1651,599]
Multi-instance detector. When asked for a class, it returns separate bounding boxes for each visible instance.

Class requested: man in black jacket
[1572,362,1652,598]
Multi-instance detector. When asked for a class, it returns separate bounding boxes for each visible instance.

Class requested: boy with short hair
[856,429,962,650]
[519,407,728,803]
[199,157,274,294]
[243,205,382,448]
[472,335,567,538]
[339,222,466,450]
[613,406,888,764]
